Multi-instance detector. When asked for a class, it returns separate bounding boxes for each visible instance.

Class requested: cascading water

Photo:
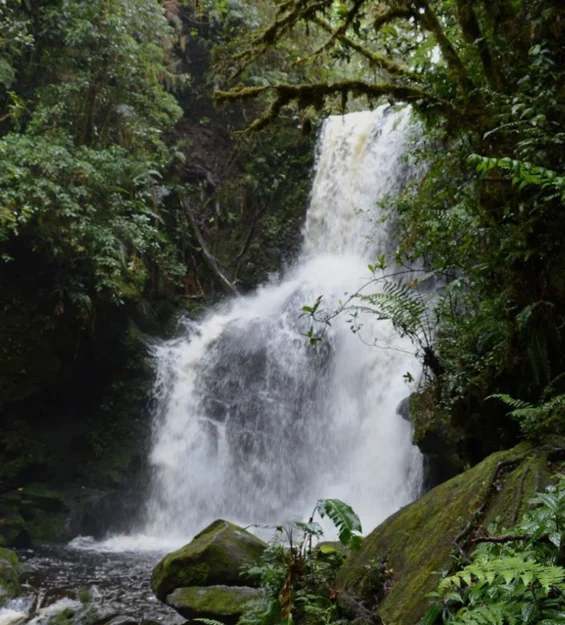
[0,106,425,625]
[137,106,423,546]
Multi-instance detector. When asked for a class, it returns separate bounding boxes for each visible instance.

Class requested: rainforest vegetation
[0,0,314,505]
[3,0,565,624]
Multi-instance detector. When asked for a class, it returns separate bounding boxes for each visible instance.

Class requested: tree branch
[373,7,414,33]
[312,16,419,80]
[309,0,365,56]
[215,81,456,131]
[413,0,475,94]
[182,196,240,296]
[453,459,522,559]
[233,0,329,72]
[471,534,530,544]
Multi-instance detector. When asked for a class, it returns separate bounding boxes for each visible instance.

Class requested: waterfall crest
[138,106,423,547]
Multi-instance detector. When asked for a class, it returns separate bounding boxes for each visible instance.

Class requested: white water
[104,106,423,551]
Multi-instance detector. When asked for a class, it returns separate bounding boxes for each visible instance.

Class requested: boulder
[0,547,20,607]
[336,441,560,625]
[151,519,267,601]
[166,585,262,624]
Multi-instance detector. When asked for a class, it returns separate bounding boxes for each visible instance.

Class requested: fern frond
[451,603,507,625]
[439,557,564,593]
[487,394,533,411]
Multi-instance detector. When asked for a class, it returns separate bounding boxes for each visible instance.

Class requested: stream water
[0,544,183,625]
[0,106,423,625]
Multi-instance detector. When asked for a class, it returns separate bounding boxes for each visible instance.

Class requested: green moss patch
[166,585,263,624]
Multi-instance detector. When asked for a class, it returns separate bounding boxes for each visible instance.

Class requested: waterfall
[138,106,423,547]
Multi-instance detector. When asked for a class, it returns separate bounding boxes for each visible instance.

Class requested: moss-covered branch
[233,0,329,69]
[312,16,419,80]
[414,0,475,94]
[308,0,366,57]
[215,81,456,131]
[373,6,413,33]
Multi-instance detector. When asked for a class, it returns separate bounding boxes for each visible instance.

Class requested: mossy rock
[166,585,262,624]
[336,440,562,625]
[0,547,20,607]
[151,519,267,601]
[0,485,68,547]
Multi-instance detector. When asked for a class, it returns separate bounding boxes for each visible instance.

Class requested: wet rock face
[180,306,334,522]
[151,519,266,603]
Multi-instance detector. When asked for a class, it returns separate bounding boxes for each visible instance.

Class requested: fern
[469,155,565,203]
[488,392,565,438]
[440,557,564,593]
[430,478,565,625]
[488,394,533,411]
[360,279,428,341]
[451,603,507,625]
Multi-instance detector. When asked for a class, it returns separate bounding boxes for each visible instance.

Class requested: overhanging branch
[215,81,456,131]
[233,0,330,72]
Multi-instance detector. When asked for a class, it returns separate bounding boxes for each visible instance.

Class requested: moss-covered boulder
[151,519,267,601]
[336,441,561,625]
[0,547,20,607]
[166,585,262,624]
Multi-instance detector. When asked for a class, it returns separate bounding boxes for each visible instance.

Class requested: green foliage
[468,156,565,203]
[242,499,361,625]
[0,0,186,331]
[489,392,565,439]
[0,133,184,309]
[315,499,363,550]
[428,476,565,625]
